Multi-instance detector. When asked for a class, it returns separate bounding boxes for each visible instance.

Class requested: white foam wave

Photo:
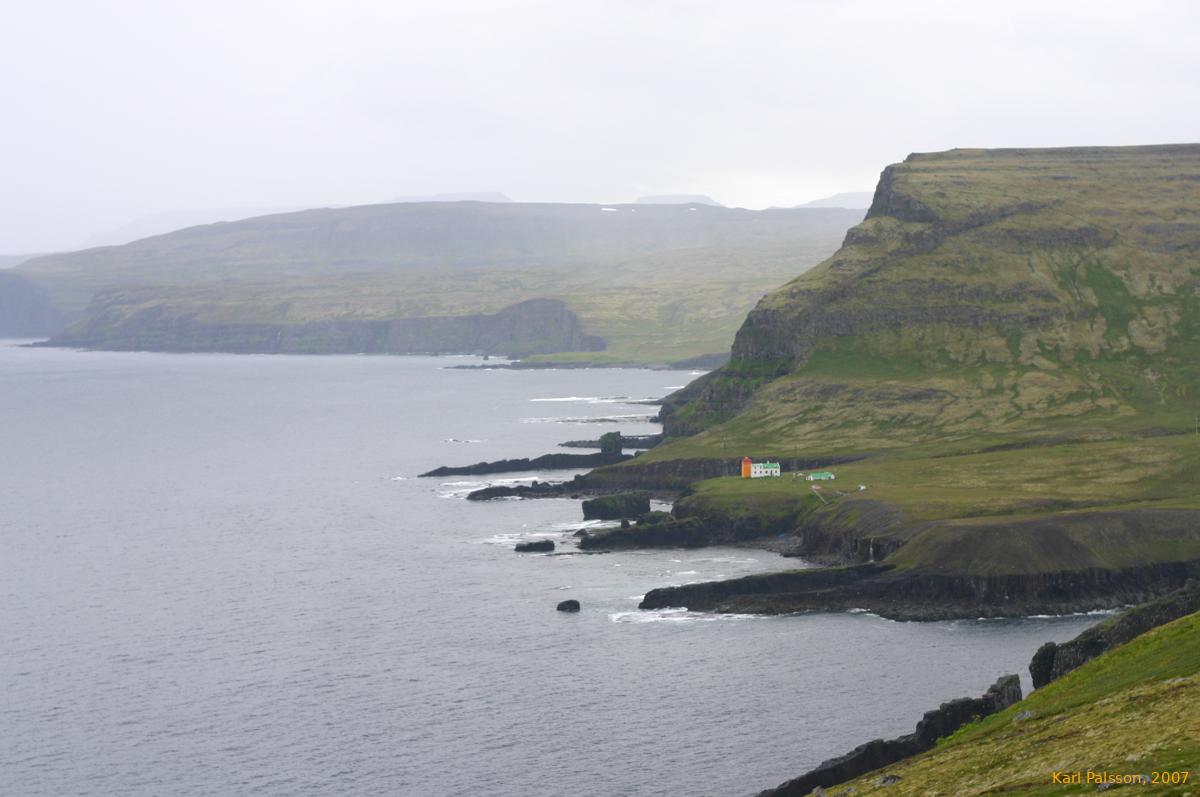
[520,413,656,424]
[609,608,761,624]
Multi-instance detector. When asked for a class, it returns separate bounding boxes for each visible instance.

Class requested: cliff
[46,297,604,356]
[757,676,1022,797]
[658,144,1200,442]
[0,272,63,336]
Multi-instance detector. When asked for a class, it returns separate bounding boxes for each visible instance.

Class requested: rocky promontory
[1029,579,1200,687]
[420,450,630,478]
[757,675,1022,796]
[639,558,1200,622]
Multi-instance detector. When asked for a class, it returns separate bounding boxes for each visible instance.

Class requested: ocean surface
[0,342,1105,796]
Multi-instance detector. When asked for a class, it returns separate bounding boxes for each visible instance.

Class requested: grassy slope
[17,203,860,363]
[826,611,1200,795]
[622,145,1200,573]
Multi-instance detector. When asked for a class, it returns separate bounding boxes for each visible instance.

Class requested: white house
[750,461,781,478]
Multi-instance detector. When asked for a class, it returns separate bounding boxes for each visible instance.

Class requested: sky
[2,0,1198,253]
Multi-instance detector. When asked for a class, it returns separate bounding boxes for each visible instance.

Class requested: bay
[0,343,1102,796]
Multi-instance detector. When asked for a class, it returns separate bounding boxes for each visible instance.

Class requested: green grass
[828,611,1200,795]
[661,431,1200,575]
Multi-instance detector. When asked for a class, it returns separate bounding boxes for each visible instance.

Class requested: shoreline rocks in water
[579,515,709,550]
[1029,579,1200,688]
[420,450,630,478]
[756,675,1022,797]
[581,492,651,520]
[515,539,555,553]
[639,561,1199,622]
[466,478,582,501]
[556,599,581,612]
[558,434,663,450]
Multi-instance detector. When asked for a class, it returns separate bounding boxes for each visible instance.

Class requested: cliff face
[0,272,64,336]
[663,145,1200,440]
[46,297,604,356]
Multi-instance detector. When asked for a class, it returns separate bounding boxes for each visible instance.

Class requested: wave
[520,413,656,424]
[609,608,764,624]
[443,437,484,443]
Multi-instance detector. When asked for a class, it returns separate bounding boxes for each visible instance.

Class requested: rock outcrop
[556,599,581,612]
[756,675,1022,796]
[514,540,555,553]
[1029,579,1200,688]
[578,517,708,550]
[580,493,651,520]
[639,558,1200,621]
[420,450,630,478]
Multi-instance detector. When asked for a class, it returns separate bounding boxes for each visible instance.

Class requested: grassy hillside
[13,202,859,361]
[828,610,1200,795]
[617,145,1200,582]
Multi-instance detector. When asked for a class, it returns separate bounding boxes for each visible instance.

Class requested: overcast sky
[3,0,1198,252]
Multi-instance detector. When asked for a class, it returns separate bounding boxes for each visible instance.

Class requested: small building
[807,471,836,481]
[741,456,753,478]
[750,461,781,479]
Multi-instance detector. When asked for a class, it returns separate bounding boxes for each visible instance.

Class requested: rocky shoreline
[638,560,1200,621]
[419,450,630,477]
[757,675,1023,797]
[754,581,1200,795]
[459,450,1200,621]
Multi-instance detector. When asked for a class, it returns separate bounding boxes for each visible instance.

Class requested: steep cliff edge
[45,297,604,356]
[657,144,1200,445]
[0,272,64,336]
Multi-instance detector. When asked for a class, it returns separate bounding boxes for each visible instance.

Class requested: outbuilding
[806,471,836,481]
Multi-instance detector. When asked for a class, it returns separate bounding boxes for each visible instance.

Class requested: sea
[0,342,1105,796]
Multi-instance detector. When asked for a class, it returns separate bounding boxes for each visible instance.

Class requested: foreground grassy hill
[821,610,1200,795]
[604,145,1200,611]
[11,201,860,361]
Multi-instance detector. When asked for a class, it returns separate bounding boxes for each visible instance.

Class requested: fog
[3,0,1198,252]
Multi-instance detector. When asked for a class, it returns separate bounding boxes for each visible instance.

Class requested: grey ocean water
[1,343,1102,796]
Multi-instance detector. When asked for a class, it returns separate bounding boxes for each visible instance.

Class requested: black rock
[1028,580,1200,688]
[420,450,630,478]
[515,540,555,552]
[556,599,581,612]
[581,492,651,520]
[755,675,1020,796]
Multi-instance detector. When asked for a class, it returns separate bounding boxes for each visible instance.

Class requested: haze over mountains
[7,200,863,360]
[794,191,874,209]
